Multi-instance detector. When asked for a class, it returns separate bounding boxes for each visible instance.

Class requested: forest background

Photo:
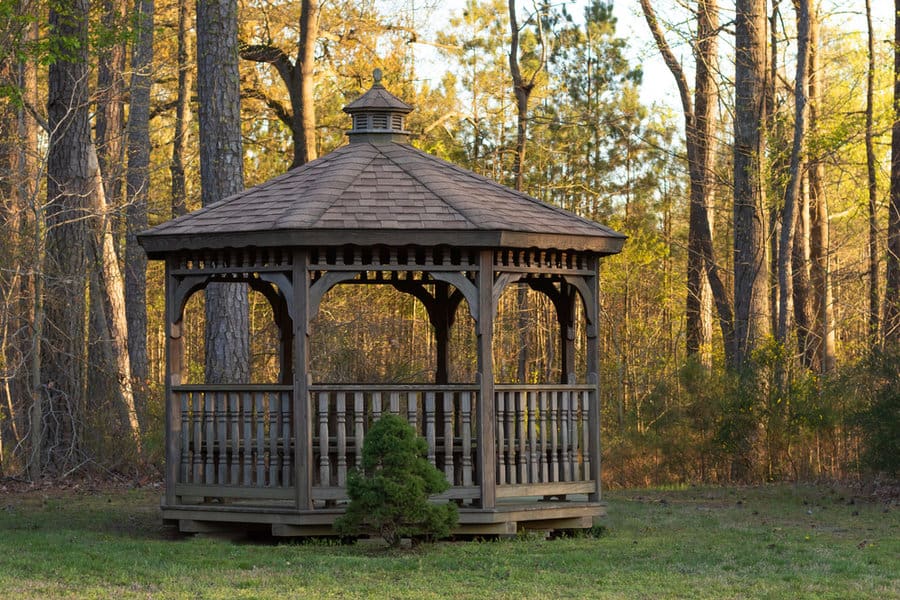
[0,0,898,487]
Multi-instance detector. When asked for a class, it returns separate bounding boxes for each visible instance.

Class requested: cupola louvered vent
[342,69,413,142]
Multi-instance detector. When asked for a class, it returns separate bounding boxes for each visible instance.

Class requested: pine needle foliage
[334,414,458,546]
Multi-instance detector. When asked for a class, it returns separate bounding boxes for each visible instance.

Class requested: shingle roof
[138,140,625,257]
[138,74,625,258]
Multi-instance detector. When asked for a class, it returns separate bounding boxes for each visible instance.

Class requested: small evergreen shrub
[334,414,458,546]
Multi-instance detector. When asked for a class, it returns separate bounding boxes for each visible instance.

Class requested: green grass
[0,483,896,599]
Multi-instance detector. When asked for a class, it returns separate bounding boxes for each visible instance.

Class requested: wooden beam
[165,259,184,508]
[477,250,496,508]
[586,256,601,502]
[495,481,595,499]
[293,249,313,509]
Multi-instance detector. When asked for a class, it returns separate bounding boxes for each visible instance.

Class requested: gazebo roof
[138,74,626,259]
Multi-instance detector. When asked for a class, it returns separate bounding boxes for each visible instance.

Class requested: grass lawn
[0,482,896,599]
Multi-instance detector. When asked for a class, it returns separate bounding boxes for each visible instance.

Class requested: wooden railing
[494,384,595,498]
[168,383,596,505]
[172,385,294,500]
[310,385,480,501]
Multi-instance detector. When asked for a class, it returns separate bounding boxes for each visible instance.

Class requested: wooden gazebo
[138,71,626,536]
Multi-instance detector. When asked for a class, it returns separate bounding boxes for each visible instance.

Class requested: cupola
[342,69,414,142]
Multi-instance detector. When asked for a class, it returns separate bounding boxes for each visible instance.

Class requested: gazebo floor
[162,496,606,538]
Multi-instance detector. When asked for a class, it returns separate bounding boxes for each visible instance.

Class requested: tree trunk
[239,0,318,169]
[43,0,93,474]
[807,6,835,372]
[296,0,318,166]
[767,1,781,340]
[91,145,142,455]
[14,17,40,478]
[733,0,770,370]
[884,0,900,346]
[0,86,15,469]
[640,0,733,364]
[776,0,810,347]
[865,0,880,343]
[197,0,250,383]
[94,0,127,215]
[793,173,814,368]
[124,0,153,416]
[171,0,191,218]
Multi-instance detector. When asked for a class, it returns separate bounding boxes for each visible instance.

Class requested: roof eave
[138,228,626,260]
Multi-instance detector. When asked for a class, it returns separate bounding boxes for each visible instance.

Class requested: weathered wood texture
[174,386,293,491]
[311,385,477,490]
[168,383,595,505]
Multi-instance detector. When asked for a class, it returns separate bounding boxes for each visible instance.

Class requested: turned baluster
[560,391,572,481]
[443,392,454,483]
[217,392,227,484]
[496,391,507,485]
[192,392,203,483]
[229,393,240,485]
[564,391,575,481]
[318,392,330,486]
[568,390,579,481]
[372,392,382,421]
[549,391,559,482]
[179,392,189,484]
[336,392,347,486]
[269,392,280,485]
[461,391,473,487]
[506,391,517,484]
[516,392,527,483]
[204,392,215,484]
[425,392,436,468]
[354,392,365,468]
[528,391,538,483]
[539,390,549,483]
[406,392,417,432]
[581,391,590,482]
[281,391,291,485]
[255,392,265,486]
[242,392,252,486]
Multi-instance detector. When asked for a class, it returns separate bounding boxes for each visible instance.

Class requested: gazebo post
[586,257,602,502]
[293,249,313,510]
[476,250,496,508]
[164,259,185,507]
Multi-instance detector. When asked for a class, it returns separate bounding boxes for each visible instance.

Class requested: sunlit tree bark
[733,0,770,369]
[640,0,733,365]
[197,0,250,382]
[807,5,835,372]
[239,0,319,167]
[776,0,810,347]
[885,0,900,346]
